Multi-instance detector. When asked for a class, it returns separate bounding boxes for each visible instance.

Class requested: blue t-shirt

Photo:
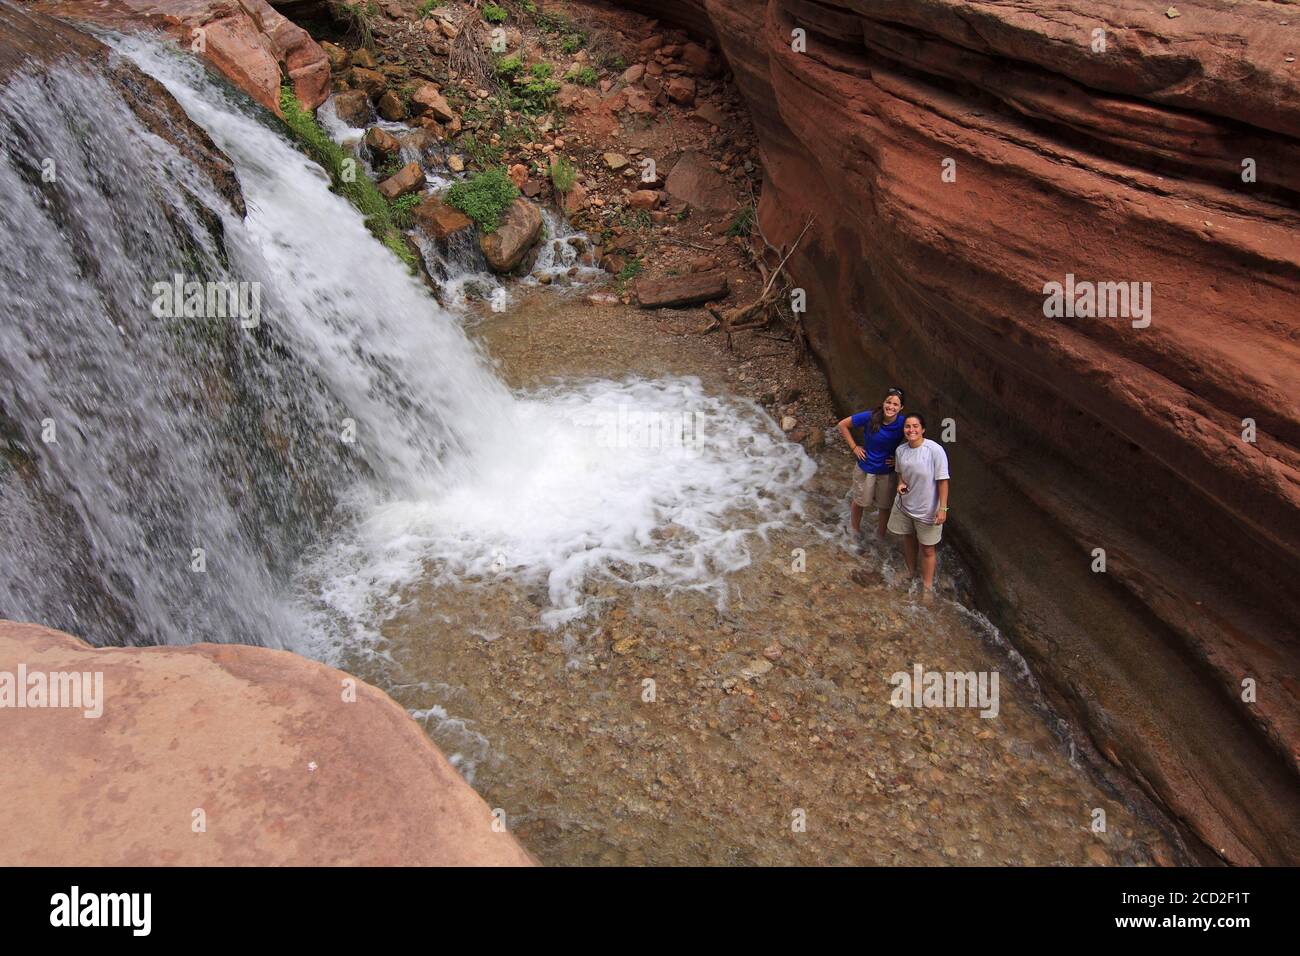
[850,412,905,475]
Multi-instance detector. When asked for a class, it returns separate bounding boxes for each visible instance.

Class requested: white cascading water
[1,34,815,669]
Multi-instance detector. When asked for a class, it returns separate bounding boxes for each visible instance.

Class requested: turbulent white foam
[115,37,817,662]
[298,376,815,644]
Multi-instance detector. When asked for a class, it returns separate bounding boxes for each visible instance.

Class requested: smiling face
[882,394,903,420]
[903,415,925,445]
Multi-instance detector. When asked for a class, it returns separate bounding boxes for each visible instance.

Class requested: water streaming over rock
[0,34,814,658]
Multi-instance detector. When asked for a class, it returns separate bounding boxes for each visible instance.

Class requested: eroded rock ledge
[29,0,330,113]
[613,0,1300,864]
[0,621,534,865]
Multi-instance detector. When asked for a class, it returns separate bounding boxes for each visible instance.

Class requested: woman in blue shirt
[836,387,906,540]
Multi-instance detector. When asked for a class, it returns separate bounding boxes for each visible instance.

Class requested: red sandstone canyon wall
[614,0,1300,863]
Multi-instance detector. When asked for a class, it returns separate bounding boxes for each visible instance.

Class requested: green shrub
[416,0,444,15]
[560,33,585,54]
[445,168,519,232]
[617,257,643,285]
[389,192,423,229]
[549,155,576,193]
[278,86,416,271]
[726,203,755,237]
[566,66,598,86]
[482,3,507,23]
[494,54,523,79]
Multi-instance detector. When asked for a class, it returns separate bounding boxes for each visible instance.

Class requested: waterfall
[1,34,815,657]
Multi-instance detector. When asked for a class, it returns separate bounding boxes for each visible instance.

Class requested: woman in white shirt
[887,414,950,598]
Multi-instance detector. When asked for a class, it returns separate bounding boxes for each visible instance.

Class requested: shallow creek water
[330,287,1172,866]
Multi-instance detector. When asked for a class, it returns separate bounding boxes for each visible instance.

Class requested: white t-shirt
[895,439,950,523]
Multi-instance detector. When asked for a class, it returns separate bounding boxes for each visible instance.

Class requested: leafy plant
[459,131,504,169]
[445,168,519,232]
[416,0,445,15]
[494,54,523,80]
[560,33,585,54]
[389,192,423,229]
[565,66,598,86]
[482,3,508,24]
[549,155,577,193]
[617,256,643,286]
[278,86,417,271]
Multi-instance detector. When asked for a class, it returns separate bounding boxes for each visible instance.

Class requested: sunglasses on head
[886,387,904,398]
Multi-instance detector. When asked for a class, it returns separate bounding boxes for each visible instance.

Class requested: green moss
[278,86,416,271]
[445,168,519,232]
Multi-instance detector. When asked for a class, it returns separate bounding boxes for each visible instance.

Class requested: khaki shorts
[851,467,896,510]
[888,500,944,546]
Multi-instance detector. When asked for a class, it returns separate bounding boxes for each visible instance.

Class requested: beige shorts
[851,467,896,510]
[887,500,944,546]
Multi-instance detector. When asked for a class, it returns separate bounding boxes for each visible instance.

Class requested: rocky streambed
[330,287,1179,866]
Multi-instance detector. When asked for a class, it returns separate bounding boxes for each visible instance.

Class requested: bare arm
[934,478,950,524]
[837,416,866,461]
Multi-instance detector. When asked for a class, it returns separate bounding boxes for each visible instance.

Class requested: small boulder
[377,89,408,121]
[320,41,350,72]
[508,163,529,188]
[621,63,646,85]
[378,162,425,200]
[364,126,402,161]
[480,199,544,273]
[635,271,730,308]
[562,182,589,217]
[412,195,473,240]
[332,89,374,128]
[666,77,696,106]
[349,67,388,100]
[603,152,629,171]
[350,47,378,70]
[681,42,721,76]
[627,190,659,210]
[410,83,455,123]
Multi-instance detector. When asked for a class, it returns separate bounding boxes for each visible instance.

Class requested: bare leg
[920,543,937,590]
[850,502,863,535]
[901,533,918,579]
[875,507,890,538]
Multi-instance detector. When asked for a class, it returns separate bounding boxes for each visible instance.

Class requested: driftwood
[708,214,816,353]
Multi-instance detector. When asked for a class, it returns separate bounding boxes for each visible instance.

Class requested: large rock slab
[0,621,534,865]
[664,149,735,212]
[33,0,330,114]
[480,198,543,273]
[635,271,728,308]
